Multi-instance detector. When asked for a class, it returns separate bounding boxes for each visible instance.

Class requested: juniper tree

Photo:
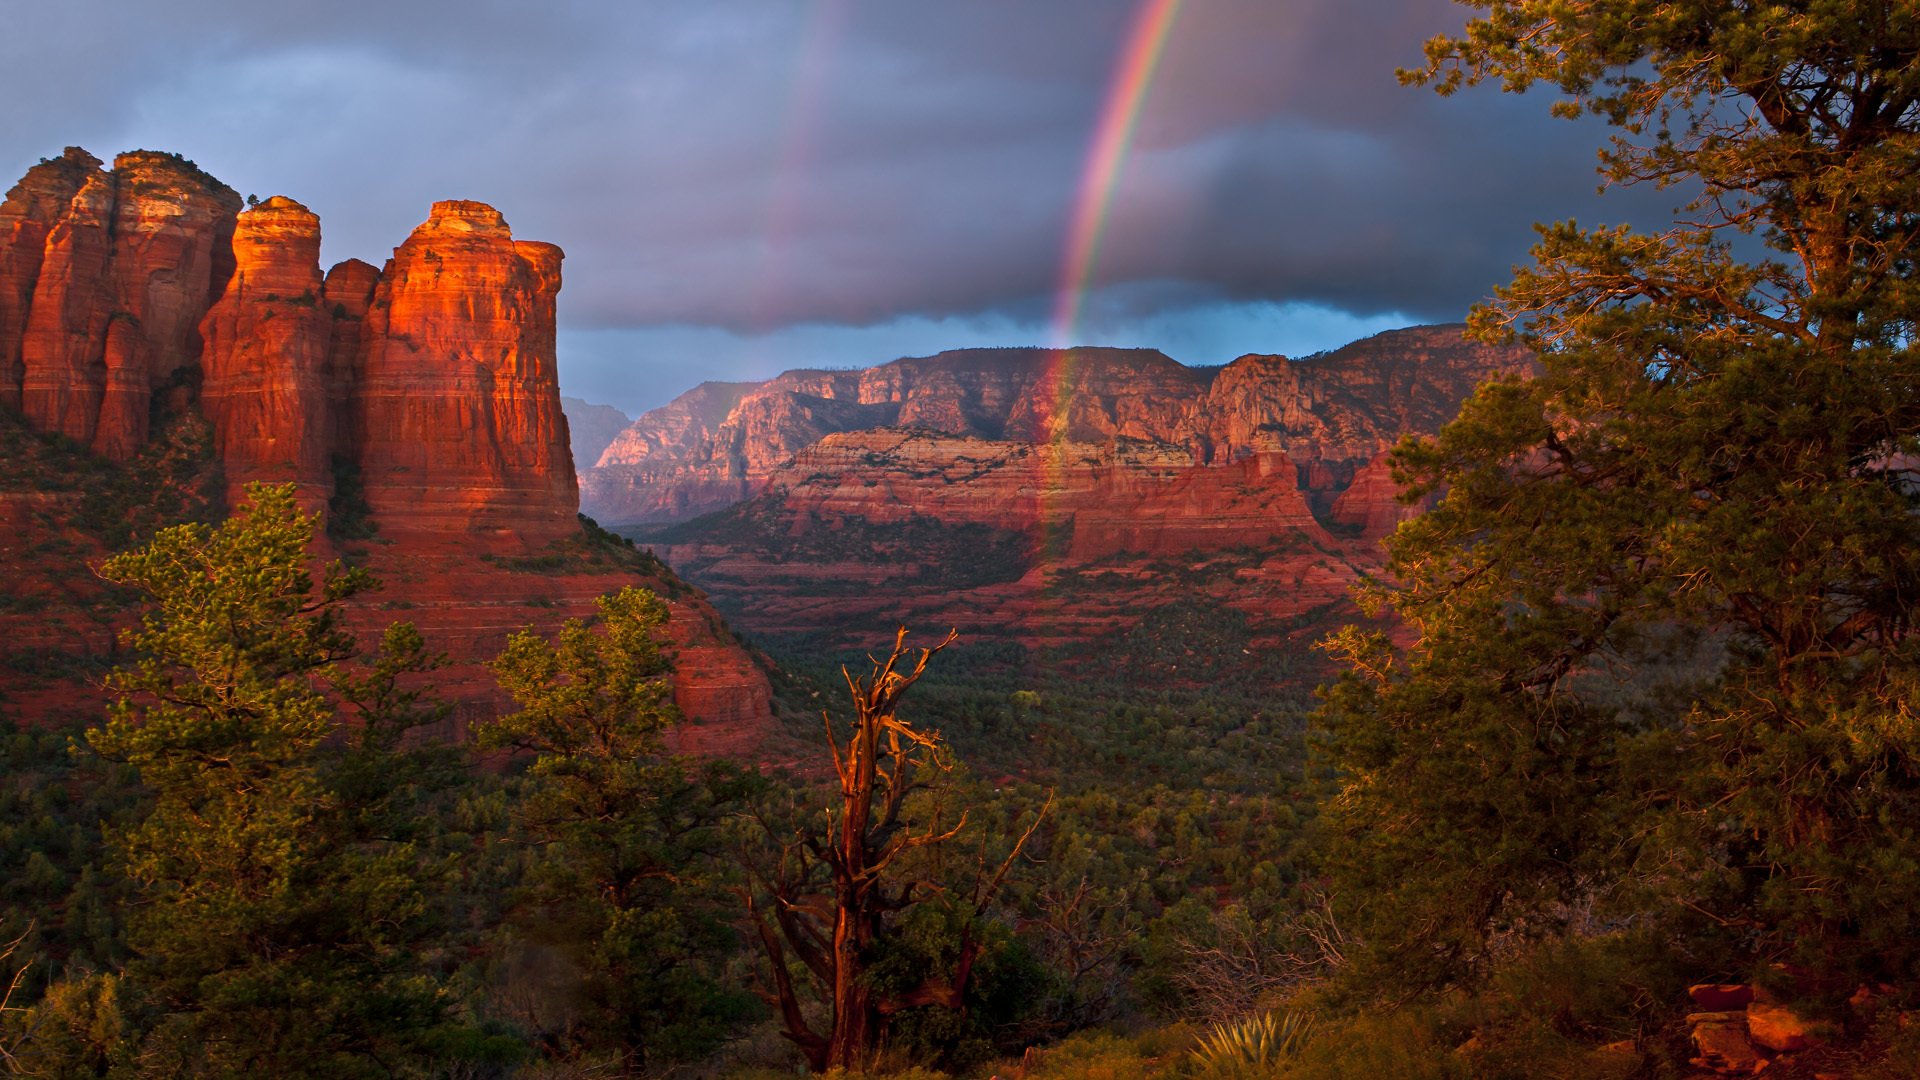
[1317,1,1920,990]
[85,483,463,1077]
[478,587,756,1072]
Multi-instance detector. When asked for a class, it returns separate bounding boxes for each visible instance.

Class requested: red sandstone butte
[0,150,776,745]
[9,150,240,458]
[355,201,576,541]
[18,167,118,446]
[0,148,98,414]
[200,197,336,510]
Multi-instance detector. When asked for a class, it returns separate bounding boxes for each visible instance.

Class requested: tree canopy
[85,482,468,1076]
[1319,0,1920,992]
[478,586,757,1072]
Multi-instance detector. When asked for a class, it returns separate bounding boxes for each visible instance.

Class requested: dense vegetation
[5,1,1920,1075]
[0,483,1341,1077]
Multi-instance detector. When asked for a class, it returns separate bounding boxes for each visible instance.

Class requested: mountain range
[577,327,1531,655]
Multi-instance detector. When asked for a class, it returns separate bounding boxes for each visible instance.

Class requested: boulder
[1690,984,1757,1011]
[1687,1010,1765,1074]
[1746,1002,1820,1054]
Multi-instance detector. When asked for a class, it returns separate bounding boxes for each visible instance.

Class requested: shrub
[1190,1010,1314,1079]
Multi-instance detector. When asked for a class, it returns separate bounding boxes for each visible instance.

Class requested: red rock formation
[645,428,1363,650]
[8,149,240,458]
[0,151,779,745]
[354,201,576,542]
[625,329,1533,654]
[1328,451,1418,541]
[583,329,1530,527]
[323,258,381,433]
[753,430,1325,560]
[105,152,241,434]
[0,148,97,412]
[199,197,335,509]
[18,169,116,445]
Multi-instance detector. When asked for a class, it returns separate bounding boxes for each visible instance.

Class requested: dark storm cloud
[0,0,1672,352]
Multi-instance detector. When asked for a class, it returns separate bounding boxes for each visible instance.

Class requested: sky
[0,0,1674,417]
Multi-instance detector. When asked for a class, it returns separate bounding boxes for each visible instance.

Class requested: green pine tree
[477,586,757,1072]
[84,483,468,1077]
[1317,1,1920,992]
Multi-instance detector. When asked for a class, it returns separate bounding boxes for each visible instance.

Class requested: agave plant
[1189,1010,1315,1079]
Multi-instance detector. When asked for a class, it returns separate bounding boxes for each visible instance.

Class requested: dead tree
[746,628,1046,1073]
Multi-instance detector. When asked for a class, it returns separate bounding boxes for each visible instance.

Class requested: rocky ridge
[0,148,773,743]
[582,328,1525,527]
[618,327,1531,655]
[561,396,632,472]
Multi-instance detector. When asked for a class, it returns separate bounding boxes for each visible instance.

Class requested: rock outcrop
[354,201,576,541]
[0,150,98,414]
[620,327,1530,655]
[0,149,777,744]
[583,328,1528,528]
[199,196,336,508]
[751,430,1327,560]
[4,149,242,459]
[644,428,1367,650]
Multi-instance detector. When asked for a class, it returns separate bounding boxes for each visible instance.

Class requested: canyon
[0,146,1527,727]
[0,148,773,750]
[588,328,1531,659]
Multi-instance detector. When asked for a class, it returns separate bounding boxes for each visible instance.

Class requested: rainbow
[750,0,853,348]
[1025,0,1184,645]
[1038,0,1184,449]
[1050,0,1185,354]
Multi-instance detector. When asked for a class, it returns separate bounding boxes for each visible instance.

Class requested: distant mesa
[562,396,632,473]
[581,327,1531,531]
[596,327,1534,651]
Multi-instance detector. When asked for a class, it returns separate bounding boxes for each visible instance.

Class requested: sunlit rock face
[0,149,99,416]
[616,327,1533,651]
[0,151,778,745]
[1,161,580,536]
[354,201,577,541]
[583,326,1529,528]
[199,197,335,510]
[2,149,242,459]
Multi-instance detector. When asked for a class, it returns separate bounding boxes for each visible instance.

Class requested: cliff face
[0,150,776,744]
[744,430,1325,560]
[2,148,242,459]
[624,327,1531,653]
[355,202,576,541]
[583,328,1528,527]
[645,430,1366,651]
[199,196,335,508]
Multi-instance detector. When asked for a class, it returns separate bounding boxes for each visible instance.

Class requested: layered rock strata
[623,328,1531,655]
[2,148,242,458]
[583,327,1530,528]
[645,429,1370,652]
[0,149,775,741]
[355,201,576,540]
[198,197,336,507]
